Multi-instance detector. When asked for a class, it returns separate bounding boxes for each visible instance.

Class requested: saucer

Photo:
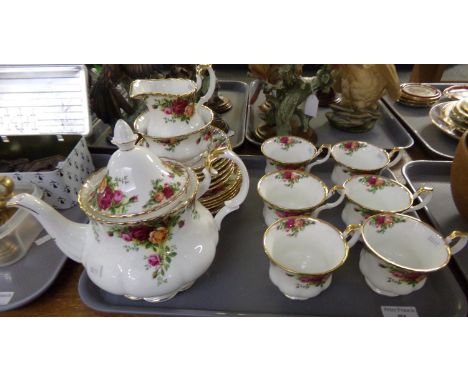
[443,84,468,101]
[430,102,464,140]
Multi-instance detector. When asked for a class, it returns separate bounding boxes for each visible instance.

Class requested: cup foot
[284,294,312,301]
[363,277,399,297]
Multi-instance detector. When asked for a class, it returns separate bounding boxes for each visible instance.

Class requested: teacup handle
[196,64,217,105]
[312,185,345,218]
[406,186,434,212]
[445,231,468,255]
[342,223,362,248]
[386,147,404,168]
[306,144,331,171]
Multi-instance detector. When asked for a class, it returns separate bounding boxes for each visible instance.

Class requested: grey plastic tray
[87,80,248,151]
[246,80,414,150]
[402,160,468,287]
[382,83,467,160]
[78,155,466,316]
[0,206,86,312]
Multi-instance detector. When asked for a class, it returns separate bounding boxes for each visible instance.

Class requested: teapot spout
[7,193,87,263]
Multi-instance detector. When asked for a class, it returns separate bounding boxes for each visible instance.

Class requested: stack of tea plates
[430,98,468,140]
[191,127,243,214]
[443,84,468,100]
[398,83,441,107]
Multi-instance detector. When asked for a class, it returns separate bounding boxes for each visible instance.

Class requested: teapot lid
[87,120,191,219]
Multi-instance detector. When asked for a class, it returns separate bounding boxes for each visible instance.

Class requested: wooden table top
[0,133,433,316]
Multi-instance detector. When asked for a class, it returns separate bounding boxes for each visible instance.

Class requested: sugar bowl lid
[79,120,191,221]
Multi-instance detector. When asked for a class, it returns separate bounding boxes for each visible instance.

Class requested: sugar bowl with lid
[341,174,433,225]
[330,140,403,185]
[6,120,249,303]
[261,135,331,173]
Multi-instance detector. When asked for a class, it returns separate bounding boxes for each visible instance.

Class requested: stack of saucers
[398,83,441,107]
[449,98,468,132]
[430,98,468,140]
[190,126,243,214]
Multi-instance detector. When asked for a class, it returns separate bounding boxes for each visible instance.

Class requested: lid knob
[111,119,138,151]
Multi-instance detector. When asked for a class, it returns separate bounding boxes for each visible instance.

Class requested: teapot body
[83,200,218,301]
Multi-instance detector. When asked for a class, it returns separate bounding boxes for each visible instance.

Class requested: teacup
[358,212,468,296]
[261,136,331,173]
[263,216,361,300]
[129,65,216,137]
[330,140,403,185]
[341,174,433,225]
[257,170,345,226]
[134,105,214,163]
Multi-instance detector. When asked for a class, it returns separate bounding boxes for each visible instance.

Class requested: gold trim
[196,64,212,76]
[342,174,414,213]
[263,216,350,276]
[257,169,329,212]
[78,168,200,226]
[199,169,241,203]
[400,83,441,100]
[330,141,400,172]
[430,102,463,140]
[86,160,190,220]
[443,85,468,101]
[260,136,321,167]
[129,78,198,99]
[201,185,242,208]
[134,105,214,140]
[361,212,451,273]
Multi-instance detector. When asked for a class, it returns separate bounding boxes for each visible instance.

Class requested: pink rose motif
[121,233,132,242]
[184,104,194,118]
[384,216,393,225]
[113,190,124,203]
[280,136,289,144]
[172,99,188,115]
[376,215,386,225]
[164,107,173,115]
[129,225,152,241]
[285,219,296,229]
[148,255,161,267]
[283,171,293,180]
[294,219,304,228]
[344,142,353,149]
[162,185,175,199]
[368,176,378,185]
[276,210,295,218]
[97,186,113,210]
[375,178,385,186]
[153,192,164,203]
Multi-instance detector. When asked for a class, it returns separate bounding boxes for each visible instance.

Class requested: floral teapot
[7,120,249,302]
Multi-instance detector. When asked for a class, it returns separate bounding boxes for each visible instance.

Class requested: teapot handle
[213,150,249,229]
[196,64,217,106]
[406,186,433,212]
[445,231,468,255]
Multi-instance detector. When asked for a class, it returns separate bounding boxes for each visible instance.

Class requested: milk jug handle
[196,65,217,105]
